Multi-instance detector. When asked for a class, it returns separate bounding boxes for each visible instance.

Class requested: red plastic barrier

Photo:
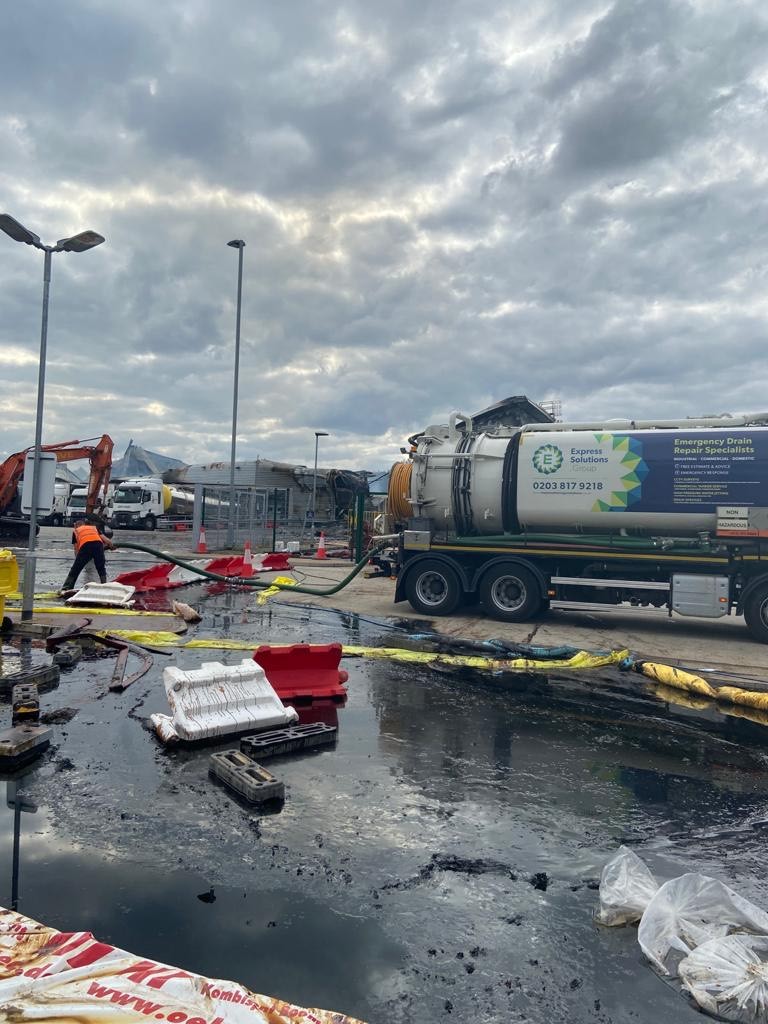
[262,551,291,571]
[115,563,174,592]
[253,643,349,703]
[203,556,246,577]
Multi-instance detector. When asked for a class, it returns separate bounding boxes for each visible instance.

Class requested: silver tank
[410,415,768,537]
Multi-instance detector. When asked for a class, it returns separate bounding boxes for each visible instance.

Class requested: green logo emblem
[532,444,563,475]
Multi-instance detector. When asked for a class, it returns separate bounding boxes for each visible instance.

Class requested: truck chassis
[395,532,768,644]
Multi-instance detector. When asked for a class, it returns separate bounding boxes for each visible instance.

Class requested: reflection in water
[368,659,768,835]
[5,775,36,910]
[0,793,403,1020]
[296,702,340,728]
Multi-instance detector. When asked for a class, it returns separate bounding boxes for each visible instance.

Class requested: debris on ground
[639,873,768,976]
[45,624,156,692]
[256,576,297,605]
[0,904,366,1024]
[677,933,768,1022]
[151,658,298,745]
[172,599,202,623]
[596,845,660,926]
[598,847,768,1019]
[209,749,285,805]
[240,722,338,760]
[0,723,52,769]
[12,682,40,726]
[66,582,136,608]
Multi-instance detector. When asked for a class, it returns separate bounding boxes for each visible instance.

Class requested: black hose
[113,539,391,597]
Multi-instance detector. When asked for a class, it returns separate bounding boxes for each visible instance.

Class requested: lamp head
[0,214,41,247]
[56,230,105,253]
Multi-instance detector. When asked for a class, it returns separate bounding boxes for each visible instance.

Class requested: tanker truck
[107,477,193,530]
[388,408,768,643]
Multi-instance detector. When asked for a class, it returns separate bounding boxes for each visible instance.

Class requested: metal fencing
[193,484,352,553]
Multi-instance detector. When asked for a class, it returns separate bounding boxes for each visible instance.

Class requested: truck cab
[65,487,89,525]
[109,477,166,530]
[40,481,71,527]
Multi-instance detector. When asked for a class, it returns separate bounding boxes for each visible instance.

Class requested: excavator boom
[0,435,114,533]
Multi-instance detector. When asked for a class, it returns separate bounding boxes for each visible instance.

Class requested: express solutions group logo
[532,444,564,475]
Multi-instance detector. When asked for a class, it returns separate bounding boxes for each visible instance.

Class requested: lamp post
[310,431,329,529]
[0,214,104,620]
[226,239,245,548]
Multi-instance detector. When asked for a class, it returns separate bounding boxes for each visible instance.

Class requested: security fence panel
[195,485,317,551]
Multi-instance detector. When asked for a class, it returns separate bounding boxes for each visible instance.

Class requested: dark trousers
[63,541,107,590]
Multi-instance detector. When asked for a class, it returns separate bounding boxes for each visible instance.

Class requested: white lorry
[108,476,172,531]
[65,486,90,525]
[40,481,71,527]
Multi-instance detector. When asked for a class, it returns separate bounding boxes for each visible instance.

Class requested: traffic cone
[196,526,207,554]
[242,539,254,578]
[315,531,327,559]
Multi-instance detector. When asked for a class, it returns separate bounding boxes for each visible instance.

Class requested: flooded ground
[1,529,768,1022]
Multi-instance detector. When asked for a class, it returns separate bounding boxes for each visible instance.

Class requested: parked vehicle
[108,477,192,530]
[65,486,90,524]
[41,481,71,527]
[389,407,768,643]
[0,435,112,538]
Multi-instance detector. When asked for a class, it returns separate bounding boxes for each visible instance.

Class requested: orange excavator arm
[0,435,113,517]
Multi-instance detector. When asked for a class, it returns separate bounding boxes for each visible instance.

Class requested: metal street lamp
[226,239,245,548]
[310,431,329,529]
[0,214,104,620]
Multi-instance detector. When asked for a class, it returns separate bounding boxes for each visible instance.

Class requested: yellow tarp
[256,576,297,605]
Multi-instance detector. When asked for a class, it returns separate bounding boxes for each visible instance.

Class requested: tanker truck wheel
[143,514,156,532]
[744,582,768,643]
[479,563,542,622]
[405,559,462,616]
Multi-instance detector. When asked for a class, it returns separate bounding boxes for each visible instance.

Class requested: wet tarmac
[1,529,768,1022]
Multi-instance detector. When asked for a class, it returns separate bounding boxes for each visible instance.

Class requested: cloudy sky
[2,0,767,471]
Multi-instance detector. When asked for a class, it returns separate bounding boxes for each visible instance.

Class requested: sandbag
[679,934,768,1022]
[638,873,768,975]
[596,845,660,926]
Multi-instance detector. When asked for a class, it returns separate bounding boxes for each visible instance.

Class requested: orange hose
[388,461,413,521]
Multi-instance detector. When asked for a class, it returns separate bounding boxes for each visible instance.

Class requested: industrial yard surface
[1,528,767,1023]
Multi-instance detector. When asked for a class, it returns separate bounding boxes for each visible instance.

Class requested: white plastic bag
[638,873,768,975]
[679,934,768,1022]
[596,846,660,926]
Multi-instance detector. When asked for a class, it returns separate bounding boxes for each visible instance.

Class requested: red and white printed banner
[0,906,364,1024]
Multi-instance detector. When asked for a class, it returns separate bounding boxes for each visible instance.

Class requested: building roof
[111,441,187,480]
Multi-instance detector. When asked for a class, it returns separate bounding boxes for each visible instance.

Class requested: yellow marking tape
[13,605,176,617]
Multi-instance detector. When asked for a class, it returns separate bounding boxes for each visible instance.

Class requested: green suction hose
[114,539,392,596]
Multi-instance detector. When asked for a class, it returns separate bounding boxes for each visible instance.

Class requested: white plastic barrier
[166,562,209,586]
[0,904,365,1023]
[151,659,298,744]
[67,582,136,607]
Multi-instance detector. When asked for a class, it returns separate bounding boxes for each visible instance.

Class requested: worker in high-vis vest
[61,514,115,593]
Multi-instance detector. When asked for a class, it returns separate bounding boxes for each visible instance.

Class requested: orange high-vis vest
[73,523,102,552]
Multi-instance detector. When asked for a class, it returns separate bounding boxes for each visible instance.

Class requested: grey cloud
[2,0,768,471]
[550,1,768,176]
